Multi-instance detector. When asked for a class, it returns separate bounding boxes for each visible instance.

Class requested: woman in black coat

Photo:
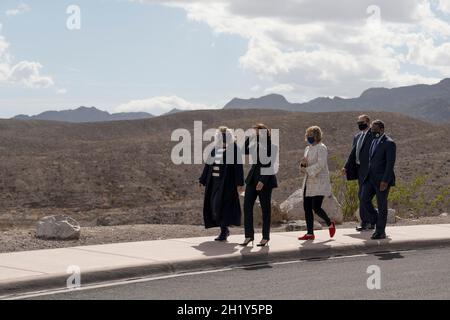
[199,126,245,241]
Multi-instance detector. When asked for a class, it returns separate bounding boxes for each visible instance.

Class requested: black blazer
[244,136,278,189]
[345,129,373,182]
[364,134,396,187]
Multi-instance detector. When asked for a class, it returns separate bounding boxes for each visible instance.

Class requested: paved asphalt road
[26,247,450,300]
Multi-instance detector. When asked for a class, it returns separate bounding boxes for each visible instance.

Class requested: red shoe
[329,221,336,238]
[298,234,315,241]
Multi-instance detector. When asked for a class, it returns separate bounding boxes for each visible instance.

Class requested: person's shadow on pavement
[239,245,270,255]
[346,232,392,244]
[192,241,241,257]
[298,239,333,259]
[345,233,395,260]
[238,244,271,267]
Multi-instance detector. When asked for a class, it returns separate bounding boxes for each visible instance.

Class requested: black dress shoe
[371,232,386,240]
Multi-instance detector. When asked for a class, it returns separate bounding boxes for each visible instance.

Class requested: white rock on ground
[36,215,81,240]
[440,212,448,217]
[254,199,284,220]
[280,188,343,224]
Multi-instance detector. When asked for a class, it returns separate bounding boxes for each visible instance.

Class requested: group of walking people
[199,116,396,245]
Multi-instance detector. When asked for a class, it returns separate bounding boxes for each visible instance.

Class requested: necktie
[370,138,380,158]
[356,132,366,165]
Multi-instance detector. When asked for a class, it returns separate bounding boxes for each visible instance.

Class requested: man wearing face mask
[343,115,376,231]
[361,120,396,240]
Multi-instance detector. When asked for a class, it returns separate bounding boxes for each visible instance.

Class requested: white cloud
[6,4,30,16]
[0,23,55,89]
[8,61,54,88]
[57,88,67,95]
[250,85,261,92]
[115,96,216,115]
[134,0,450,99]
[437,0,450,14]
[264,83,295,94]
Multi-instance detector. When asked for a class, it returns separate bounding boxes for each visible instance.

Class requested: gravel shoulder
[1,215,449,253]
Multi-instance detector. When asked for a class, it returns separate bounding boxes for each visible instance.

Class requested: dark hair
[372,119,385,130]
[253,123,271,137]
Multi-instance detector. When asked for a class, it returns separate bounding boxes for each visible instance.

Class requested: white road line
[2,250,416,300]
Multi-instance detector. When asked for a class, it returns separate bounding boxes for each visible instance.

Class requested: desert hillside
[0,109,448,228]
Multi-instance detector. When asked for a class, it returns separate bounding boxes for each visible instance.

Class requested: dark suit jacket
[364,134,396,187]
[244,136,278,189]
[345,129,373,182]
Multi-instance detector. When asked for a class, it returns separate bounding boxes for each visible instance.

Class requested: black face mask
[358,122,368,131]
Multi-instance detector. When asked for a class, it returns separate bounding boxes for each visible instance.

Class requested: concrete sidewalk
[1,224,450,297]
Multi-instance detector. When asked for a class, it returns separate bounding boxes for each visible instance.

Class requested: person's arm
[300,162,306,174]
[199,164,209,186]
[382,141,396,185]
[344,135,357,170]
[258,140,275,185]
[234,144,245,187]
[306,145,328,177]
[244,136,251,155]
[199,151,214,186]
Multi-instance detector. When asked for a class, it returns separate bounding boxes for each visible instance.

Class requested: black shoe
[239,238,254,246]
[356,224,370,232]
[215,229,230,241]
[371,232,386,240]
[257,239,269,247]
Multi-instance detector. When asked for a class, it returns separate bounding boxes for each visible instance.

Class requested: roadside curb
[2,235,450,298]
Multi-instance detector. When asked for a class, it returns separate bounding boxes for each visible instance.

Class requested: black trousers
[243,183,272,240]
[303,188,332,235]
[358,175,377,226]
[361,178,390,233]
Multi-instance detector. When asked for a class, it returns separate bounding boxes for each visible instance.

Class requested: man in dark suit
[360,120,396,240]
[343,115,376,231]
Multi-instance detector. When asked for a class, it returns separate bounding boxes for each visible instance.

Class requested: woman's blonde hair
[216,126,235,144]
[305,126,323,143]
[252,123,271,136]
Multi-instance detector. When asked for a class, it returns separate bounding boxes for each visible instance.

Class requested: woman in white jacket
[298,126,336,240]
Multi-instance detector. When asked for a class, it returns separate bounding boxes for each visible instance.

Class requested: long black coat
[199,143,244,228]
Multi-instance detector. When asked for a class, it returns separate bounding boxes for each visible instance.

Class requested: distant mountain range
[11,79,450,123]
[224,78,450,123]
[13,107,154,123]
[162,108,184,116]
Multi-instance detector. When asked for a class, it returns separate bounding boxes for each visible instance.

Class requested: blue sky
[0,0,449,117]
[0,0,257,117]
